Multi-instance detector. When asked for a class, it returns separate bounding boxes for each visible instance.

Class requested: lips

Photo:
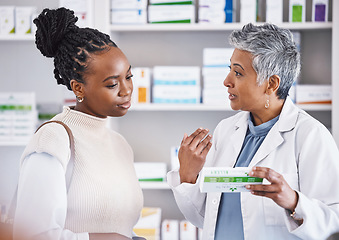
[228,92,236,100]
[117,100,131,109]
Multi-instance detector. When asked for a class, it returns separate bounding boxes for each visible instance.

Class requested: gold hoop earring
[76,96,84,103]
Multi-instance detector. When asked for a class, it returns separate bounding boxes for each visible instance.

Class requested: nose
[119,80,132,97]
[223,72,233,88]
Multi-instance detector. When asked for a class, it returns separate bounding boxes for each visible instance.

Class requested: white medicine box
[0,6,15,35]
[15,7,37,35]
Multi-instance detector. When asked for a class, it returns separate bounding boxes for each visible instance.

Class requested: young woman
[168,23,339,240]
[14,7,143,240]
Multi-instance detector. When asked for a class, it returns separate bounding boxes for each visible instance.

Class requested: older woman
[168,23,339,240]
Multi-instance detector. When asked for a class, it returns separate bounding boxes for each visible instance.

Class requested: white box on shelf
[161,219,179,240]
[296,85,332,104]
[199,0,233,23]
[148,5,195,24]
[312,0,328,22]
[149,0,194,4]
[134,207,161,240]
[199,0,226,9]
[0,6,15,35]
[180,220,197,240]
[134,162,167,182]
[266,0,283,23]
[199,167,263,193]
[111,9,147,24]
[0,92,37,144]
[198,7,226,24]
[203,48,233,67]
[15,7,37,35]
[289,0,306,23]
[152,66,201,104]
[240,0,256,23]
[111,0,147,10]
[152,85,201,103]
[132,67,151,104]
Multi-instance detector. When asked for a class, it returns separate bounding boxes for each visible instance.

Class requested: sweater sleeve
[19,123,71,171]
[14,152,89,240]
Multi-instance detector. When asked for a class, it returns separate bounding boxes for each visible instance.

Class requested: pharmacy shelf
[139,181,170,189]
[0,34,34,41]
[110,22,332,32]
[297,104,332,111]
[130,103,331,111]
[0,22,331,40]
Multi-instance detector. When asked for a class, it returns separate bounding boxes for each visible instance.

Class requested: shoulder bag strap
[35,120,75,190]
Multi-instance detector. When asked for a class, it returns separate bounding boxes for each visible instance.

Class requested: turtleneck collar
[59,106,108,130]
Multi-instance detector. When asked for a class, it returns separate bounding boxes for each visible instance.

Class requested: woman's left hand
[246,166,298,211]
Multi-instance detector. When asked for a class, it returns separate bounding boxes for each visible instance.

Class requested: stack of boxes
[0,6,36,35]
[148,0,195,24]
[152,66,201,104]
[0,93,37,144]
[111,0,147,24]
[202,48,233,105]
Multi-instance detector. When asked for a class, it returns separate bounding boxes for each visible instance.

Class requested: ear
[70,79,85,98]
[266,75,280,95]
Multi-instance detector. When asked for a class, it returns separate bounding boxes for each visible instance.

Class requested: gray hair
[229,23,301,99]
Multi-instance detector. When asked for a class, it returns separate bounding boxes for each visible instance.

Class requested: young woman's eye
[107,84,118,89]
[126,74,133,80]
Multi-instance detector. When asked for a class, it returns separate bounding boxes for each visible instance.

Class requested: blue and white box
[152,66,201,104]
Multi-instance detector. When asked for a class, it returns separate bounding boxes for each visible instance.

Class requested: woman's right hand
[178,128,212,184]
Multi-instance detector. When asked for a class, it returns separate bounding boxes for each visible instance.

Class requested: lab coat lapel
[248,125,284,167]
[229,113,249,167]
[248,97,299,167]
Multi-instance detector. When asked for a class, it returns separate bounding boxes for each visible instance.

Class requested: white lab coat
[167,97,339,240]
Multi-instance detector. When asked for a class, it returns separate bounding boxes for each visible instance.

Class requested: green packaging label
[292,5,303,22]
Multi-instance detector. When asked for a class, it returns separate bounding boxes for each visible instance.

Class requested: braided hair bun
[34,7,78,58]
[33,7,116,90]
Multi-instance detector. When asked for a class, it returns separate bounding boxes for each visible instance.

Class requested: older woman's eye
[235,71,242,76]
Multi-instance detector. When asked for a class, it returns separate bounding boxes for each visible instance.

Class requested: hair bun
[34,7,79,58]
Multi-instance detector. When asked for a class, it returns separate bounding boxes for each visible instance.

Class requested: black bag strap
[6,120,75,223]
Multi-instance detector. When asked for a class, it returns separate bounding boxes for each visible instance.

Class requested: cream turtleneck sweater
[18,106,143,237]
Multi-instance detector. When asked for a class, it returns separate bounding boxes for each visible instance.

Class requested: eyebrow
[102,65,132,82]
[233,63,245,71]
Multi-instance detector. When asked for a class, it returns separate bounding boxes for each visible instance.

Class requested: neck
[251,98,285,126]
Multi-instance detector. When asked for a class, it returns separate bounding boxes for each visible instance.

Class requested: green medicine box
[199,167,263,193]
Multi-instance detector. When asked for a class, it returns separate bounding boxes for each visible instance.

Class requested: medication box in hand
[200,167,263,193]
